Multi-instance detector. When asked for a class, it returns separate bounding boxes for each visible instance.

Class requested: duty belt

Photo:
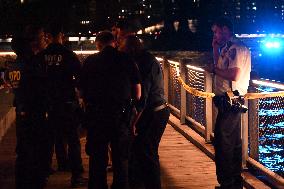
[153,103,168,112]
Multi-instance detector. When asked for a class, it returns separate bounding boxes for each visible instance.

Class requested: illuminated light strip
[0,52,15,56]
[252,80,284,90]
[0,38,12,42]
[235,34,267,38]
[73,50,98,55]
[68,37,80,41]
[186,64,204,72]
[0,51,98,56]
[155,57,163,62]
[235,33,284,38]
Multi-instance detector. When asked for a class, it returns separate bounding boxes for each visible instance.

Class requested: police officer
[14,24,49,189]
[119,35,170,189]
[79,31,141,189]
[209,17,251,189]
[37,24,87,188]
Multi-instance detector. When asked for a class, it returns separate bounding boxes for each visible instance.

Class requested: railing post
[162,57,169,103]
[205,71,213,142]
[179,59,187,124]
[248,84,259,161]
[242,99,249,169]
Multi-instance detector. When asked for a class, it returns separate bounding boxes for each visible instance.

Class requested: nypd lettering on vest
[45,55,63,66]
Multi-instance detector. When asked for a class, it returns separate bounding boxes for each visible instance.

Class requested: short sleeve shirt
[215,37,251,95]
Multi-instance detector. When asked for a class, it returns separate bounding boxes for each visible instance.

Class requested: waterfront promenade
[1,52,281,188]
[0,118,219,189]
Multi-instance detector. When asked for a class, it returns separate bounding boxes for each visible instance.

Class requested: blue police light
[265,41,280,48]
[260,37,282,54]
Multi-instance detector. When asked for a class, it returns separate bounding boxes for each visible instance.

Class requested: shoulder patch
[228,48,236,61]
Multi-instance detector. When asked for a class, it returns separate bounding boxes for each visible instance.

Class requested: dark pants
[129,107,170,189]
[15,112,49,189]
[214,110,243,189]
[47,103,84,177]
[86,107,131,189]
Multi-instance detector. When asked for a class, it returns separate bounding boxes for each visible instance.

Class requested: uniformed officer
[119,35,170,189]
[209,17,251,189]
[79,31,141,189]
[14,24,49,189]
[38,24,86,188]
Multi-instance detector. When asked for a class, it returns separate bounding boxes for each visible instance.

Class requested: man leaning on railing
[205,17,251,189]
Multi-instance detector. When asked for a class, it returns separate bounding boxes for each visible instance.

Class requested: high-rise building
[203,0,284,33]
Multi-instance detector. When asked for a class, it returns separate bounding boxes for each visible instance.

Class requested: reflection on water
[258,86,284,177]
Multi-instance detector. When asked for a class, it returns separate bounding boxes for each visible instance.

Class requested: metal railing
[157,56,284,188]
[0,51,283,187]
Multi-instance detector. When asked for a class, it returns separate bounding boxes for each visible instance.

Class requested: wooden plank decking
[0,123,218,189]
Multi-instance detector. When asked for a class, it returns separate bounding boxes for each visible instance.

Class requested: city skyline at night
[1,0,284,35]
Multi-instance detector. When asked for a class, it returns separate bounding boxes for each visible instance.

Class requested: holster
[213,90,248,114]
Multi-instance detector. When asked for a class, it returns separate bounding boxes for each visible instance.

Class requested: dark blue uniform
[79,46,141,189]
[14,53,50,189]
[129,51,170,189]
[37,43,84,179]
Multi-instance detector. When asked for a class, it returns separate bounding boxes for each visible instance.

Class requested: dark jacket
[79,46,141,108]
[38,43,81,105]
[133,50,166,112]
[17,53,49,113]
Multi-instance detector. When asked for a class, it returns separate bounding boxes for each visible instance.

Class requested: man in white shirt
[209,17,251,189]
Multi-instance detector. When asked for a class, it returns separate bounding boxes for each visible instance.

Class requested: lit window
[252,6,257,10]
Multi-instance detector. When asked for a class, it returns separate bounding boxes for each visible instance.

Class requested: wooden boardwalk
[0,123,218,189]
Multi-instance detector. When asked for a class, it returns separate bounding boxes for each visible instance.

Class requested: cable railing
[156,56,284,188]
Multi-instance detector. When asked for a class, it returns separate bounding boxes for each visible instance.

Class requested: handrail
[157,56,284,188]
[178,75,284,99]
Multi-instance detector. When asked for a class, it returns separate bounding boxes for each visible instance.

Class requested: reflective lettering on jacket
[5,61,21,89]
[45,54,63,66]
